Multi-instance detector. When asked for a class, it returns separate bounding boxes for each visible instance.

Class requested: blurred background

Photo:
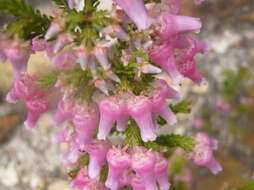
[0,0,253,189]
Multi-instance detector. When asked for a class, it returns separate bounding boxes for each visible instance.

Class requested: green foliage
[170,156,187,175]
[170,101,192,114]
[0,0,51,40]
[99,164,108,183]
[237,181,254,190]
[171,181,188,190]
[63,67,96,101]
[124,120,144,147]
[222,67,251,102]
[79,154,89,166]
[68,167,80,178]
[38,71,59,91]
[155,134,195,152]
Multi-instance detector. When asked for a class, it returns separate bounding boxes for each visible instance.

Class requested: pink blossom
[85,139,111,179]
[61,139,83,166]
[4,44,31,78]
[45,20,64,40]
[151,87,177,125]
[24,97,50,130]
[191,119,203,129]
[131,147,158,190]
[150,42,183,84]
[157,12,202,40]
[106,146,131,190]
[101,24,130,41]
[194,0,205,4]
[52,126,73,144]
[192,144,222,175]
[113,0,152,30]
[32,36,47,52]
[131,175,146,190]
[6,74,41,103]
[74,47,90,70]
[83,180,107,190]
[73,103,99,149]
[53,34,73,53]
[0,38,11,63]
[53,98,76,127]
[52,52,76,70]
[195,132,218,150]
[154,153,170,190]
[127,95,157,142]
[70,167,91,189]
[153,79,180,100]
[93,46,111,70]
[97,96,127,140]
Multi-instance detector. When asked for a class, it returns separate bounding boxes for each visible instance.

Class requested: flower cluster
[0,0,223,189]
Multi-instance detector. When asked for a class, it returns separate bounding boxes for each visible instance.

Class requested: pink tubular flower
[101,24,130,41]
[74,47,90,70]
[152,88,177,125]
[24,97,50,130]
[131,147,158,190]
[73,103,99,149]
[52,52,76,70]
[93,46,111,70]
[52,98,76,127]
[61,139,83,166]
[127,95,156,142]
[215,99,230,113]
[157,12,202,40]
[131,175,146,190]
[52,126,73,144]
[85,139,111,179]
[153,79,180,100]
[70,167,91,189]
[83,180,107,190]
[106,146,131,190]
[97,96,127,140]
[32,36,47,52]
[67,0,85,12]
[45,20,64,40]
[4,44,31,78]
[150,42,183,84]
[192,144,222,175]
[53,34,73,53]
[113,0,152,30]
[6,74,41,103]
[154,153,170,190]
[195,132,218,150]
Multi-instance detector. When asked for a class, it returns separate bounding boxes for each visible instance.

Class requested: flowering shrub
[0,0,223,189]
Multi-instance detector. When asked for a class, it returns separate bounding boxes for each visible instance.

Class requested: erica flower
[106,146,131,190]
[153,79,180,100]
[154,153,170,190]
[85,139,111,179]
[0,38,11,63]
[45,20,64,40]
[52,125,73,144]
[24,97,50,130]
[74,47,90,70]
[32,36,47,52]
[192,144,222,175]
[131,147,157,190]
[52,52,76,70]
[127,95,156,142]
[6,74,41,103]
[101,24,130,41]
[70,167,91,189]
[67,0,85,12]
[83,180,107,190]
[113,0,152,30]
[52,98,76,127]
[97,96,127,140]
[151,88,177,125]
[157,12,202,40]
[53,34,73,53]
[4,43,31,78]
[150,42,183,84]
[73,103,99,149]
[93,46,111,70]
[62,139,83,166]
[131,175,146,190]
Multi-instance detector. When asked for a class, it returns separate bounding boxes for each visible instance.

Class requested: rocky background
[0,0,254,189]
